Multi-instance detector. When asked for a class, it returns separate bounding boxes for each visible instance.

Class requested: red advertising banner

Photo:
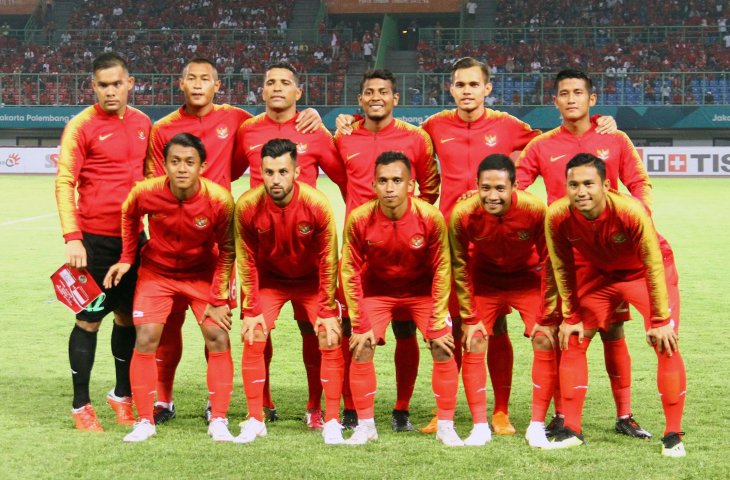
[325,0,461,14]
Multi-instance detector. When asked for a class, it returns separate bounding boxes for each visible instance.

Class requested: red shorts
[576,252,631,324]
[361,295,449,345]
[577,254,680,332]
[257,283,323,331]
[471,274,541,337]
[132,267,221,327]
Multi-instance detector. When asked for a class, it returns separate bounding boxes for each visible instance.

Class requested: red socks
[531,348,558,422]
[242,341,267,421]
[302,333,323,410]
[393,335,419,411]
[320,347,344,422]
[462,351,487,423]
[349,360,376,419]
[262,335,274,409]
[656,346,686,435]
[131,349,157,423]
[207,350,233,419]
[603,337,632,417]
[559,335,592,434]
[488,333,513,415]
[433,358,459,420]
[155,310,185,403]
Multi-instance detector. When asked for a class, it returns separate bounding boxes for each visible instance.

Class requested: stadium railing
[1,71,727,107]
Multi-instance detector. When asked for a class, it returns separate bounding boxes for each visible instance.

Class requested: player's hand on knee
[66,240,88,269]
[203,304,232,331]
[558,321,584,350]
[315,316,342,347]
[335,114,356,135]
[349,330,375,360]
[241,314,267,345]
[462,323,487,352]
[646,323,678,356]
[296,107,322,133]
[103,262,131,289]
[595,115,618,134]
[457,189,478,203]
[429,333,455,357]
[531,324,558,350]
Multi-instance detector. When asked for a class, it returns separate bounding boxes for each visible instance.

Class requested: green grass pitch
[0,175,728,479]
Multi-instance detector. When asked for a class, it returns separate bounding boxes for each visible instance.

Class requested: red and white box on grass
[51,265,104,313]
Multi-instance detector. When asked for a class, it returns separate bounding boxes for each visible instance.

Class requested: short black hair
[566,153,606,181]
[261,138,297,164]
[452,57,490,83]
[477,154,515,184]
[182,57,218,79]
[360,69,398,94]
[555,69,593,93]
[266,61,300,84]
[374,151,411,175]
[163,133,207,164]
[92,52,128,76]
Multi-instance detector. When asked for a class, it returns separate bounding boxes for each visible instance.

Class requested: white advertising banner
[0,147,60,174]
[637,147,730,177]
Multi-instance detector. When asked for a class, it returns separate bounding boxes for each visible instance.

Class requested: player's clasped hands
[203,304,232,331]
[646,323,679,356]
[102,262,131,288]
[241,313,268,345]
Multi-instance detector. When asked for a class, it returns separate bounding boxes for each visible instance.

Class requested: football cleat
[106,390,135,425]
[341,409,358,430]
[549,427,585,449]
[72,403,104,432]
[545,414,564,438]
[661,432,686,458]
[420,410,438,434]
[525,422,553,449]
[464,423,492,446]
[615,415,652,439]
[322,419,345,445]
[492,411,516,435]
[203,400,212,425]
[345,422,378,445]
[123,419,156,442]
[153,402,176,425]
[391,409,414,432]
[305,408,324,430]
[233,417,267,444]
[264,406,279,422]
[435,420,465,447]
[208,417,234,442]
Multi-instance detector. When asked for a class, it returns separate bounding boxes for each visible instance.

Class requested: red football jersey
[56,104,151,241]
[334,118,440,217]
[234,112,347,197]
[340,197,451,338]
[422,108,539,219]
[234,181,339,319]
[516,122,652,207]
[120,177,235,306]
[450,191,547,323]
[145,104,252,189]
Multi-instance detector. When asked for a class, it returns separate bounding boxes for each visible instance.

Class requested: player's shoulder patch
[236,184,266,207]
[546,196,571,219]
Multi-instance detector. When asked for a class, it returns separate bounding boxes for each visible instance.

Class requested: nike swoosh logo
[567,237,581,242]
[367,240,384,245]
[550,154,566,162]
[99,133,113,141]
[347,152,360,160]
[249,144,263,151]
[441,137,455,144]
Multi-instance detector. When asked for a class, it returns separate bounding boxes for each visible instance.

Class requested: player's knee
[492,315,508,336]
[601,322,625,341]
[75,319,101,333]
[203,328,230,353]
[297,319,315,336]
[468,335,487,353]
[135,325,161,353]
[391,320,417,339]
[531,332,553,351]
[317,331,342,349]
[353,344,375,363]
[430,344,453,362]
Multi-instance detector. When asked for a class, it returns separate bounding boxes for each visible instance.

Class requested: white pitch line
[0,212,56,227]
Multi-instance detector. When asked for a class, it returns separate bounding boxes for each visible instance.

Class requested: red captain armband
[51,265,105,314]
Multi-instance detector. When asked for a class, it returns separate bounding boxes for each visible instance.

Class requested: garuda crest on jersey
[484,134,497,147]
[194,216,209,229]
[296,143,308,154]
[611,232,626,243]
[517,230,530,241]
[410,234,425,249]
[596,148,610,160]
[297,222,313,235]
[216,125,229,139]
